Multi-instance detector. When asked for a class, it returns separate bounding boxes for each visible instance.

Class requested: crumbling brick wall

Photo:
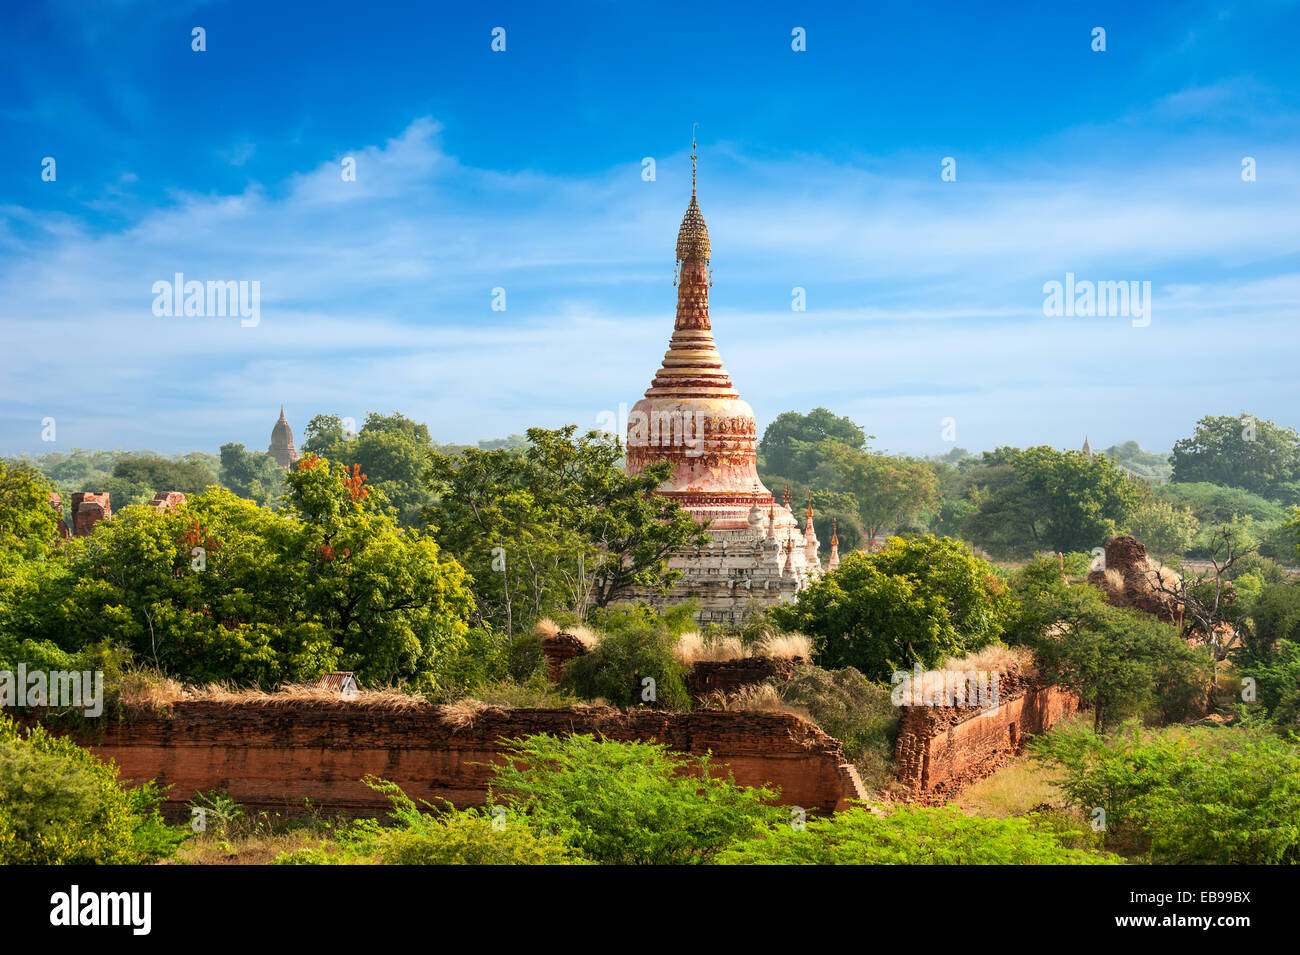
[894,676,1078,801]
[47,492,70,539]
[539,632,588,682]
[72,703,867,816]
[70,491,111,537]
[147,491,188,512]
[1087,535,1184,624]
[686,656,804,701]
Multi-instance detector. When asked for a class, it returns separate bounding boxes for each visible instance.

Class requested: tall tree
[426,426,707,635]
[1171,413,1300,500]
[304,411,435,526]
[0,460,59,559]
[963,447,1144,557]
[821,442,939,544]
[759,408,867,486]
[219,442,287,506]
[771,536,1013,681]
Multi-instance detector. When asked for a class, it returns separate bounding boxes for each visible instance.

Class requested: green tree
[1171,412,1300,500]
[3,457,475,692]
[1011,560,1211,730]
[822,442,939,544]
[1125,499,1199,557]
[304,412,436,526]
[0,460,59,559]
[112,456,216,495]
[219,442,286,506]
[964,446,1144,557]
[427,426,707,635]
[758,407,866,486]
[771,536,1013,681]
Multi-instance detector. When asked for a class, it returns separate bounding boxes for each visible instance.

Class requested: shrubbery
[775,666,898,791]
[715,806,1121,865]
[0,716,183,864]
[560,606,690,709]
[1033,722,1300,864]
[772,535,1013,681]
[274,777,582,865]
[489,734,781,864]
[1007,556,1213,729]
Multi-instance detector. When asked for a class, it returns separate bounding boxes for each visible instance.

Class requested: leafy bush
[1236,640,1300,730]
[561,613,689,709]
[188,789,246,840]
[1007,557,1213,728]
[488,734,781,864]
[1033,722,1300,864]
[1257,519,1300,563]
[772,536,1013,681]
[715,806,1121,865]
[775,666,898,791]
[1125,499,1199,557]
[276,776,581,865]
[0,463,476,693]
[0,715,183,864]
[1248,581,1300,650]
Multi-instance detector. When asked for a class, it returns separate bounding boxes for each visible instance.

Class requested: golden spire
[806,491,814,521]
[831,519,839,547]
[782,485,792,509]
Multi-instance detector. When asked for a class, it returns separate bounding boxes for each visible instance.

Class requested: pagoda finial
[675,128,711,263]
[691,123,698,195]
[806,491,814,520]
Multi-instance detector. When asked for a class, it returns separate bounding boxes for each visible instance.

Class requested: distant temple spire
[1082,435,1093,461]
[269,405,300,469]
[829,520,840,570]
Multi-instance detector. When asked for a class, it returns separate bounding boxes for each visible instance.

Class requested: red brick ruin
[893,667,1078,801]
[74,702,867,816]
[52,490,189,539]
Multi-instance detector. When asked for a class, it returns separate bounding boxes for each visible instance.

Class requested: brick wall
[70,491,111,537]
[894,680,1078,801]
[72,702,867,815]
[686,656,804,700]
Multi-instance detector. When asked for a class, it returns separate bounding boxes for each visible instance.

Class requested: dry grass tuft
[756,632,811,660]
[536,617,600,649]
[941,645,1032,676]
[117,670,185,715]
[566,625,600,650]
[439,698,509,729]
[697,683,811,720]
[182,683,428,709]
[674,631,745,665]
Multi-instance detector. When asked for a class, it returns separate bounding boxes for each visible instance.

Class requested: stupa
[268,405,301,469]
[624,138,820,623]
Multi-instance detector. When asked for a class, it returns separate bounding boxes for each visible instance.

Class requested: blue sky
[2,0,1298,458]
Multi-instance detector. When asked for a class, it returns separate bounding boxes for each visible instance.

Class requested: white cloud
[2,114,1299,456]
